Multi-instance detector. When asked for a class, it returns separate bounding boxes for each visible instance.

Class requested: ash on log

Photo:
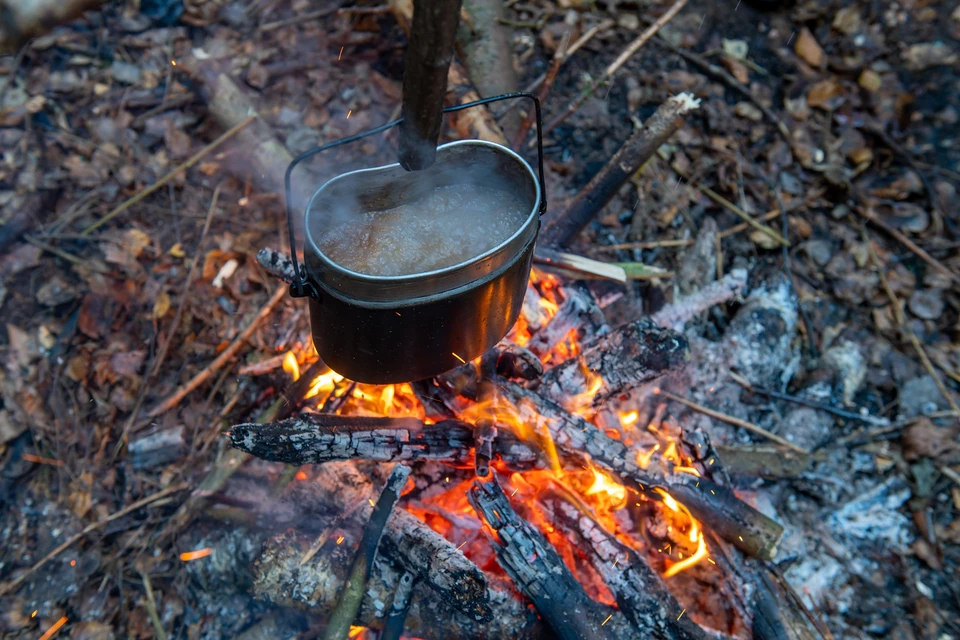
[253,529,540,639]
[497,381,784,560]
[468,478,635,640]
[229,415,542,470]
[536,318,691,414]
[526,286,609,358]
[550,500,711,640]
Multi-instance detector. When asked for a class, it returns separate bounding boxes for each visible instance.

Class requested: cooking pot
[284,94,546,384]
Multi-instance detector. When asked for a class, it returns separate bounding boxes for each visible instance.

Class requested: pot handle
[283,93,547,300]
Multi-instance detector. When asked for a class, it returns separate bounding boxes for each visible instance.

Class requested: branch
[468,478,634,640]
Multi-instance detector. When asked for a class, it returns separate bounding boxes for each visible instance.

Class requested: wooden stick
[533,247,628,283]
[468,478,631,639]
[656,390,808,454]
[521,19,614,96]
[323,465,411,640]
[80,116,254,235]
[542,0,689,135]
[857,205,960,284]
[139,571,170,640]
[513,26,571,147]
[540,93,699,247]
[0,482,188,597]
[381,571,417,640]
[148,284,287,417]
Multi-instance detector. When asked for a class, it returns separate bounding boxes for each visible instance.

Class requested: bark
[397,0,463,170]
[536,318,690,414]
[496,381,785,560]
[540,94,701,248]
[229,415,542,470]
[551,500,711,640]
[253,529,540,639]
[0,0,105,54]
[468,478,634,640]
[389,0,507,145]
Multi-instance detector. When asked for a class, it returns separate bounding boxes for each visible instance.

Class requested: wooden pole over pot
[398,0,463,170]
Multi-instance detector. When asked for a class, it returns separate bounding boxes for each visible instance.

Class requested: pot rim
[302,139,541,302]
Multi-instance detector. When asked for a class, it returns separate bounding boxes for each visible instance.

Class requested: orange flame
[653,488,709,577]
[282,351,300,382]
[584,467,627,509]
[304,370,344,399]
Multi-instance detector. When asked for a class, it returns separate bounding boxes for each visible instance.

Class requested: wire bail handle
[283,92,546,299]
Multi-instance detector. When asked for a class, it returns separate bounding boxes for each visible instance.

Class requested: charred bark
[526,286,609,358]
[468,478,634,640]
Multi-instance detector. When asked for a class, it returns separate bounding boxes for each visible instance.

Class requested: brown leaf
[66,353,90,383]
[78,293,108,339]
[164,124,192,159]
[903,418,960,462]
[912,538,942,570]
[795,28,825,67]
[246,62,269,89]
[0,243,41,277]
[153,291,171,319]
[110,350,146,378]
[806,79,844,110]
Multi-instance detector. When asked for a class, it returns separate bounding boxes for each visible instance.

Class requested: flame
[282,351,300,382]
[180,548,212,561]
[304,370,344,399]
[538,295,559,316]
[348,627,368,639]
[653,488,709,577]
[636,444,660,469]
[620,410,639,426]
[584,467,627,508]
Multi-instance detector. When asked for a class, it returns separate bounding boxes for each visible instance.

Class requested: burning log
[468,478,635,640]
[253,529,540,639]
[526,286,609,358]
[540,94,702,248]
[229,415,542,469]
[323,464,410,640]
[497,381,784,560]
[536,318,691,414]
[550,500,712,640]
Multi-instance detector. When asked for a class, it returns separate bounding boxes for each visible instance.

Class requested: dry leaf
[750,229,779,250]
[168,243,186,258]
[806,79,844,110]
[153,291,171,319]
[123,228,152,259]
[858,69,882,92]
[795,28,825,67]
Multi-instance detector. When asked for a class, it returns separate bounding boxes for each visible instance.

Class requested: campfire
[192,253,805,640]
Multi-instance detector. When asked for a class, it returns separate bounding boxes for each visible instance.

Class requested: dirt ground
[1,0,959,638]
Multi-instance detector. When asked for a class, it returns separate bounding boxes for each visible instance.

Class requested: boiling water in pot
[316,183,528,277]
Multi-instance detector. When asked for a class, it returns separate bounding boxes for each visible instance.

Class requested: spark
[708,558,716,565]
[457,540,468,550]
[22,453,64,467]
[338,46,344,60]
[601,614,613,626]
[735,0,741,9]
[336,535,345,545]
[739,536,744,542]
[452,352,466,363]
[39,616,67,640]
[677,609,686,621]
[295,470,308,481]
[170,60,177,66]
[787,30,796,45]
[346,109,353,119]
[620,410,639,426]
[238,196,249,206]
[368,498,375,506]
[70,560,76,567]
[698,14,705,30]
[511,487,520,497]
[31,611,37,618]
[180,548,212,561]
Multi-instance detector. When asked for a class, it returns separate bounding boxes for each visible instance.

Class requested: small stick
[323,464,411,640]
[147,284,287,417]
[728,371,889,427]
[649,269,748,329]
[521,20,614,96]
[237,353,288,376]
[542,0,689,135]
[80,116,255,235]
[0,482,188,597]
[864,233,960,416]
[139,571,170,640]
[657,390,809,454]
[381,571,417,640]
[856,205,960,284]
[259,5,341,31]
[513,27,571,147]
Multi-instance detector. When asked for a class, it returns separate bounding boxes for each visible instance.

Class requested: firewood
[229,415,542,470]
[496,381,784,560]
[323,464,411,640]
[536,318,691,415]
[540,94,702,248]
[0,0,105,54]
[526,286,609,358]
[550,499,712,640]
[381,571,416,640]
[253,529,540,639]
[468,478,635,640]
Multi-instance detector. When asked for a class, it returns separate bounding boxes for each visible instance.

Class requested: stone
[908,289,944,320]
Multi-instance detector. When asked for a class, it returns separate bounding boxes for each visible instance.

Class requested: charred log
[526,286,609,358]
[468,478,634,640]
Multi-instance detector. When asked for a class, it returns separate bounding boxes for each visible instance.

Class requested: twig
[323,464,411,640]
[942,466,960,487]
[540,93,700,247]
[80,116,254,235]
[521,20,614,96]
[863,232,960,416]
[23,235,106,270]
[728,371,889,427]
[657,389,809,454]
[650,268,748,329]
[513,27,571,147]
[139,571,170,640]
[147,284,287,417]
[0,482,187,597]
[856,204,960,284]
[259,5,341,30]
[381,571,417,640]
[542,0,689,135]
